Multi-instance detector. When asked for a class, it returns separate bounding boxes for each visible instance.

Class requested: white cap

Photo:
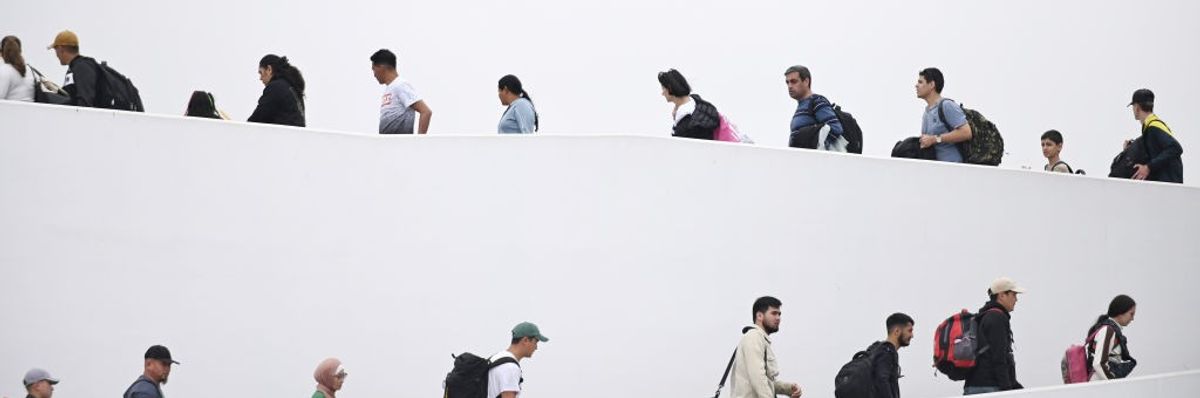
[990,277,1026,295]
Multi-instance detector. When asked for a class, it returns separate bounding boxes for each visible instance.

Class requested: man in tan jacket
[731,296,802,398]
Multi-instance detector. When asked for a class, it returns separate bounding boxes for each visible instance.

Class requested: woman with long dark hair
[657,69,718,140]
[497,74,538,134]
[248,54,306,127]
[1088,295,1137,380]
[185,90,228,119]
[0,35,35,101]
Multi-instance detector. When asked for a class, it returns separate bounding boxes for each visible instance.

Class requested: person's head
[1041,129,1064,160]
[1129,89,1154,121]
[886,313,915,348]
[1,36,27,78]
[752,296,783,334]
[508,322,550,359]
[22,368,58,398]
[988,277,1026,312]
[657,69,691,102]
[143,345,179,385]
[916,67,944,99]
[370,49,397,85]
[1107,294,1137,327]
[186,91,221,119]
[258,54,305,97]
[46,30,79,66]
[314,358,347,393]
[784,65,812,100]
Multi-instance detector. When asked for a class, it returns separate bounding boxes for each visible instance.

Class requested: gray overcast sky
[6,0,1198,182]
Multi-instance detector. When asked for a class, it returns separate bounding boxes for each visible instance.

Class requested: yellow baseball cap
[47,30,78,49]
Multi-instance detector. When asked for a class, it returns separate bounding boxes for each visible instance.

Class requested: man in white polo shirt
[488,322,549,398]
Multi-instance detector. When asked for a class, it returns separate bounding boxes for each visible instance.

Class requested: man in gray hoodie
[731,296,802,398]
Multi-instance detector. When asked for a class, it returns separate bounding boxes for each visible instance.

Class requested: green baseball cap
[512,322,549,342]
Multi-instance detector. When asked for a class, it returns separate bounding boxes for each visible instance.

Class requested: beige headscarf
[314,358,343,398]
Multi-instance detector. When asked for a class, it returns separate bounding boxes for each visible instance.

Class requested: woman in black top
[248,54,306,127]
[657,69,718,140]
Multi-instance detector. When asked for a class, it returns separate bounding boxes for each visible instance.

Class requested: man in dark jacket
[47,30,103,107]
[1128,89,1183,183]
[872,313,913,398]
[965,277,1025,395]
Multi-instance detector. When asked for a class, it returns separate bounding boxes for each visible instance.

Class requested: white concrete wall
[956,370,1200,398]
[1,101,1198,398]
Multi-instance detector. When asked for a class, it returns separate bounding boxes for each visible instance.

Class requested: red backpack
[933,308,1002,380]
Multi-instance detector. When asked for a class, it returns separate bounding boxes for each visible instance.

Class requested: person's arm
[514,101,536,133]
[499,392,517,398]
[70,62,100,107]
[248,84,282,123]
[920,101,972,147]
[737,334,774,398]
[981,312,1016,390]
[814,101,843,136]
[0,67,13,99]
[411,100,432,134]
[1144,127,1183,171]
[871,349,895,398]
[1092,327,1116,380]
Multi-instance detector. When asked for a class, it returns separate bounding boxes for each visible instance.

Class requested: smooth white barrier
[1,101,1198,398]
[943,370,1200,398]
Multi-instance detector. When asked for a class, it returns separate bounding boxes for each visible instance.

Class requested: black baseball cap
[144,345,180,365]
[1129,88,1154,107]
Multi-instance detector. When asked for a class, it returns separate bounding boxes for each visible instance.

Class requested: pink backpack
[713,114,753,143]
[1061,325,1109,384]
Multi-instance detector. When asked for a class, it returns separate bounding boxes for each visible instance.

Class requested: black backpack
[936,99,1003,165]
[833,342,884,398]
[804,99,864,153]
[96,61,144,112]
[1109,137,1149,179]
[891,137,936,160]
[443,353,519,398]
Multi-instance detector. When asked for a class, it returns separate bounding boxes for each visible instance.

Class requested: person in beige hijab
[312,358,346,398]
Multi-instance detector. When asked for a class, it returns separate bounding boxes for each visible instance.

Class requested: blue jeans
[964,386,1001,395]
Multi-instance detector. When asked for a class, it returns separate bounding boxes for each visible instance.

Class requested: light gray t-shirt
[379,78,421,134]
[922,98,968,162]
[498,98,536,134]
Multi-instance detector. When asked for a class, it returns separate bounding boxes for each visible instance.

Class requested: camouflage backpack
[937,99,1003,166]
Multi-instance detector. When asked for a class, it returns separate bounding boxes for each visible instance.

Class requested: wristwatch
[935,135,943,144]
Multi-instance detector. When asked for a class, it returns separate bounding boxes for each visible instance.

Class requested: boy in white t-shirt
[488,322,549,398]
[370,49,433,134]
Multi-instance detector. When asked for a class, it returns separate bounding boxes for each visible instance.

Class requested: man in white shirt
[370,49,433,134]
[488,322,549,398]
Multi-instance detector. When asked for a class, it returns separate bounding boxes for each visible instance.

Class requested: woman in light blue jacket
[497,74,538,134]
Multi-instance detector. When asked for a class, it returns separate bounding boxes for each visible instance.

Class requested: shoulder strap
[488,356,520,369]
[1053,161,1073,173]
[936,99,950,129]
[713,326,755,398]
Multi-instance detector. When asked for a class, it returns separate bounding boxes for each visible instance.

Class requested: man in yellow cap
[47,30,102,107]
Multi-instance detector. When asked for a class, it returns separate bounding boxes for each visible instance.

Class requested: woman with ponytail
[248,54,306,127]
[0,35,35,101]
[1088,294,1137,380]
[497,74,538,134]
